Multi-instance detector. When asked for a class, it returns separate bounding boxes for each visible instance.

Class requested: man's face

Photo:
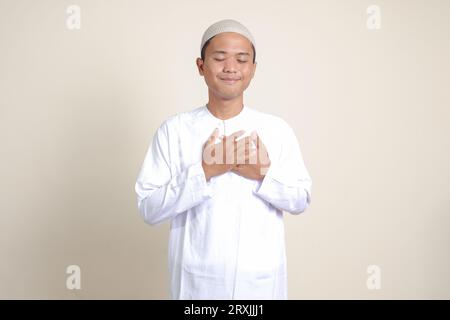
[196,32,257,101]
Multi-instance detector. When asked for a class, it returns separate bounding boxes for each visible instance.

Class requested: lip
[220,78,240,84]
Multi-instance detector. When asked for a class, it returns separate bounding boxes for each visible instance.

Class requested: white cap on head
[200,19,256,54]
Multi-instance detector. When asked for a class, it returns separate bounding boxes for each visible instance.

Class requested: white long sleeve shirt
[135,104,312,299]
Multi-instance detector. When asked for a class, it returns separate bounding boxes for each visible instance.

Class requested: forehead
[206,32,253,54]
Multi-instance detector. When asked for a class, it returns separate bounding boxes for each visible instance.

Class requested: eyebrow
[211,50,250,56]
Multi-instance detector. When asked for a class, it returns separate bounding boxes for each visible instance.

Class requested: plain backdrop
[0,0,449,299]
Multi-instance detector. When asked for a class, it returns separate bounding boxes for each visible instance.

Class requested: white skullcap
[200,19,256,54]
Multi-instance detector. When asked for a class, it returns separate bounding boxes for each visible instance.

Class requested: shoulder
[158,106,204,133]
[247,107,294,133]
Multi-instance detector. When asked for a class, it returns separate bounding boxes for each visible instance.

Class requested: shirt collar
[203,103,249,125]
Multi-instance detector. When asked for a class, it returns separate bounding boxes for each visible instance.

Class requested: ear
[250,61,257,79]
[196,57,205,76]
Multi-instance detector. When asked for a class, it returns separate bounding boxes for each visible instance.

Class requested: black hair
[200,36,256,64]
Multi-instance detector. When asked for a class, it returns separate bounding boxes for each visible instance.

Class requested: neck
[206,92,244,120]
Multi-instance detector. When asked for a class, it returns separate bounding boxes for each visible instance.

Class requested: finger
[230,136,249,157]
[211,128,220,142]
[235,138,251,162]
[206,128,219,146]
[246,148,258,164]
[249,134,257,151]
[228,130,246,141]
[235,147,247,165]
[225,131,246,154]
[257,141,270,165]
[236,146,256,165]
[254,132,260,150]
[255,133,267,154]
[235,136,251,150]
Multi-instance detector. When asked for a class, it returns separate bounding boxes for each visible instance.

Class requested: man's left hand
[231,132,271,181]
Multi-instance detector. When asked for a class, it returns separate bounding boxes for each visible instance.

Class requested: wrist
[259,163,271,180]
[202,161,212,181]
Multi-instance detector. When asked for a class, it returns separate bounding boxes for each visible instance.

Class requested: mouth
[220,78,240,84]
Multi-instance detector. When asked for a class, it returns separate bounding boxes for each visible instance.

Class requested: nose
[222,58,238,73]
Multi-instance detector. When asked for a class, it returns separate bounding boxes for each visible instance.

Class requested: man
[135,19,312,299]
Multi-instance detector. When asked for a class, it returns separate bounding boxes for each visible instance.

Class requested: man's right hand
[201,128,254,181]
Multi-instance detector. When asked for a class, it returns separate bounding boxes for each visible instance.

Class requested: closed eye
[214,58,248,63]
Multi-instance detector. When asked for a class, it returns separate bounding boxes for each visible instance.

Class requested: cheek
[241,66,254,77]
[205,62,222,73]
[203,68,218,81]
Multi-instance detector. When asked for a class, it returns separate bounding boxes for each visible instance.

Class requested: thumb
[207,128,219,144]
[204,128,218,148]
[250,131,258,148]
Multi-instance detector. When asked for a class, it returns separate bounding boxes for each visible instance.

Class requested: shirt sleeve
[253,122,312,214]
[135,121,213,225]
